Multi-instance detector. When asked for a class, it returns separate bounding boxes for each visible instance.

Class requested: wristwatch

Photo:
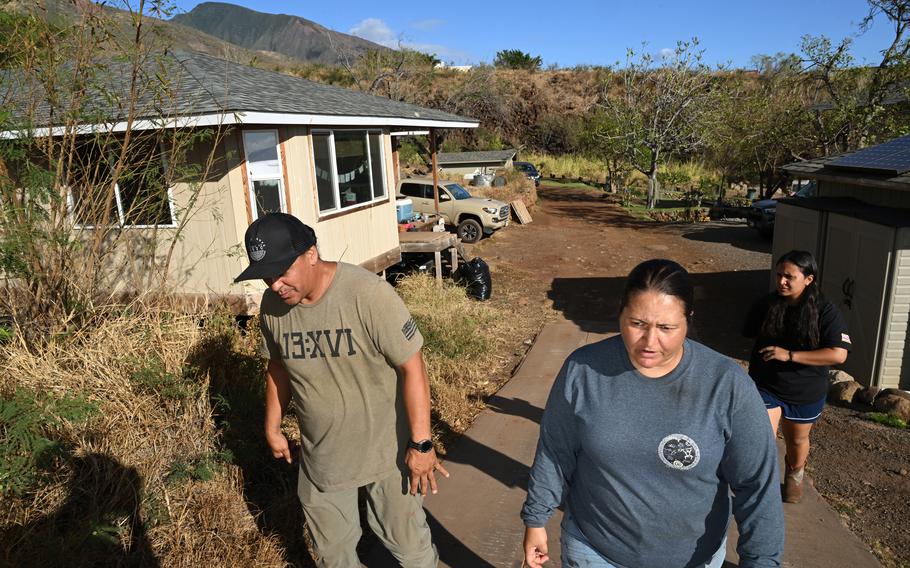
[408,439,434,453]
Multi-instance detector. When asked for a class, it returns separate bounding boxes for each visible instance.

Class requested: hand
[524,526,549,567]
[265,428,298,464]
[760,345,789,362]
[405,448,449,496]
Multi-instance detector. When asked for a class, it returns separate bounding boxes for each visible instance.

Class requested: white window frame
[311,128,388,217]
[68,142,177,229]
[242,129,287,219]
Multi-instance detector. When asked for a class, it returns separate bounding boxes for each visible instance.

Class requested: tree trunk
[647,172,659,209]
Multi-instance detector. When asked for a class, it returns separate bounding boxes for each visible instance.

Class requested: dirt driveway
[466,184,910,568]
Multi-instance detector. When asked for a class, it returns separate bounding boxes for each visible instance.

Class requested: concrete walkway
[423,320,881,568]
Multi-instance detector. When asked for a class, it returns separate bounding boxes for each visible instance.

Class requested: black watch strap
[408,439,433,453]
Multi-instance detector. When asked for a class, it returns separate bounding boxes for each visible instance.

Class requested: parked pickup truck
[747,181,816,237]
[397,178,510,243]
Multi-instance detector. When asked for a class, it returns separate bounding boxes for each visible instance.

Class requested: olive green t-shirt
[259,262,424,491]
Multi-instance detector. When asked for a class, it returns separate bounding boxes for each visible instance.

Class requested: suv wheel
[456,219,482,243]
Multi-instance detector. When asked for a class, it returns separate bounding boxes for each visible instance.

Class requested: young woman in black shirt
[743,250,851,503]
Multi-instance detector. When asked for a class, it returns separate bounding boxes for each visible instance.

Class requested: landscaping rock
[828,369,855,385]
[872,395,910,422]
[828,380,863,405]
[878,388,910,403]
[855,386,880,406]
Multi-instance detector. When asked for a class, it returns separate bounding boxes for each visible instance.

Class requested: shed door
[771,204,825,291]
[821,214,895,385]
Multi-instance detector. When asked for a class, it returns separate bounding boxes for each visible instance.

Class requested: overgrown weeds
[395,273,527,440]
[0,303,290,566]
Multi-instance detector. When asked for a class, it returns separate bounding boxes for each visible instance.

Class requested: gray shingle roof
[2,50,477,130]
[437,149,517,164]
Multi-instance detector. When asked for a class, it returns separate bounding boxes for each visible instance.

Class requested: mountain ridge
[170,2,391,66]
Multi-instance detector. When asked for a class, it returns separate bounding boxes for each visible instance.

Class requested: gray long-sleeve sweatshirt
[521,337,784,568]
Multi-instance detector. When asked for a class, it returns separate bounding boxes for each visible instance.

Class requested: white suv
[397,178,510,243]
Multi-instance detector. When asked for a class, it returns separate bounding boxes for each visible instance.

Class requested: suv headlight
[482,206,498,214]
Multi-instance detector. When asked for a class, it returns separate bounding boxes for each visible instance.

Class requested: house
[1,51,478,311]
[437,149,517,178]
[775,135,910,389]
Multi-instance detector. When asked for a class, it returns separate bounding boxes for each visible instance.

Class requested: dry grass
[0,304,293,567]
[468,171,538,211]
[395,273,539,442]
[0,264,548,564]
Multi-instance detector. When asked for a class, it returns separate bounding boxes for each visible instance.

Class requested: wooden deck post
[430,128,439,216]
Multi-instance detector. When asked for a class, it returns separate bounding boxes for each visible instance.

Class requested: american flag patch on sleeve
[402,318,418,341]
[841,333,851,344]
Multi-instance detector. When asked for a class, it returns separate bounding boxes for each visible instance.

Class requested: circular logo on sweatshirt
[658,434,700,470]
[249,238,267,262]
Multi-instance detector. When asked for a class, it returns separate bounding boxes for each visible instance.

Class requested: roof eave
[1,111,479,139]
[782,163,910,192]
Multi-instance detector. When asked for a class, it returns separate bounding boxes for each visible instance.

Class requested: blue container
[396,198,413,222]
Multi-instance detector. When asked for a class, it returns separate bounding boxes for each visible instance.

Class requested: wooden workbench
[398,231,460,283]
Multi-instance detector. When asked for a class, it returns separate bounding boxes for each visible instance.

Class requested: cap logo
[249,238,267,262]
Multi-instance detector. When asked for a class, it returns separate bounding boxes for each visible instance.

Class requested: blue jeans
[561,530,728,568]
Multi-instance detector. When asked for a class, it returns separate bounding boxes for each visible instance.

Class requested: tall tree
[600,39,719,208]
[801,0,910,153]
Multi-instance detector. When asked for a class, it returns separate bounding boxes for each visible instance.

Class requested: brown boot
[783,465,805,503]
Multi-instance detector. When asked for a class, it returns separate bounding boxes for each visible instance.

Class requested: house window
[242,130,286,219]
[311,129,387,214]
[68,138,175,228]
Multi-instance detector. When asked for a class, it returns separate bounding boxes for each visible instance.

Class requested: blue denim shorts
[560,529,727,568]
[758,389,826,423]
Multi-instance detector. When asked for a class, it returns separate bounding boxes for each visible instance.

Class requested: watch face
[411,439,433,453]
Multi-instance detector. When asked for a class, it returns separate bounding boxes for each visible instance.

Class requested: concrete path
[423,319,882,568]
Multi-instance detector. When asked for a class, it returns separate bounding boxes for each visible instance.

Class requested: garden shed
[437,148,517,177]
[776,135,910,389]
[2,51,478,312]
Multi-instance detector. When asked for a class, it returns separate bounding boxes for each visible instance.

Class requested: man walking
[235,213,446,567]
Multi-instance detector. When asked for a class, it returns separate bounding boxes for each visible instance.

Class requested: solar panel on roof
[828,134,910,175]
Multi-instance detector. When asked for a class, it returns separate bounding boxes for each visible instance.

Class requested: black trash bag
[454,257,492,301]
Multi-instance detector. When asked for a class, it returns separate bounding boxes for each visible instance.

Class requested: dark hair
[761,250,820,347]
[620,259,694,322]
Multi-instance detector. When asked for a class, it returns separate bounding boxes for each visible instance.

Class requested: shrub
[867,412,907,429]
[0,388,98,496]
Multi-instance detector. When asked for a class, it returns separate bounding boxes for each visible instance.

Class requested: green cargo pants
[298,469,438,568]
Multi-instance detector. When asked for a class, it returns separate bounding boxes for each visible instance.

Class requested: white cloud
[348,18,473,64]
[659,48,675,60]
[349,18,398,48]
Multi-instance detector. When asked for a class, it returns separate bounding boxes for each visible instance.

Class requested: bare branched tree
[600,39,720,208]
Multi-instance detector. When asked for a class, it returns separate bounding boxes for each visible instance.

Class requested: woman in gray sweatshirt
[521,259,784,568]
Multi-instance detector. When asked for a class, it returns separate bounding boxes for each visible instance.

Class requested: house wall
[100,126,401,307]
[819,181,910,209]
[279,126,400,267]
[105,133,248,300]
[879,228,910,389]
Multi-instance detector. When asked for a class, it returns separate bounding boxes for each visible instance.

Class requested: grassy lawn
[539,178,605,190]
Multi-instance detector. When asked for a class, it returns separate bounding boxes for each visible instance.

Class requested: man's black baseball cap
[234,213,317,282]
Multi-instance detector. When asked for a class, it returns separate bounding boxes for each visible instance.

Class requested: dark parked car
[513,161,541,186]
[747,181,816,237]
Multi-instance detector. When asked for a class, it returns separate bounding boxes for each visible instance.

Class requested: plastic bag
[454,257,492,301]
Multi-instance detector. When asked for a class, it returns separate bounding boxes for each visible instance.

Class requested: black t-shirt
[743,293,852,405]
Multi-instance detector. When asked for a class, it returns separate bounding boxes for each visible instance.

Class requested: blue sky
[171,1,898,68]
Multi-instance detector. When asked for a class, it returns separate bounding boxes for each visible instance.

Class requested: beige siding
[108,134,249,297]
[771,204,825,290]
[879,228,910,389]
[819,181,910,209]
[108,127,402,305]
[820,214,895,385]
[278,126,399,265]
